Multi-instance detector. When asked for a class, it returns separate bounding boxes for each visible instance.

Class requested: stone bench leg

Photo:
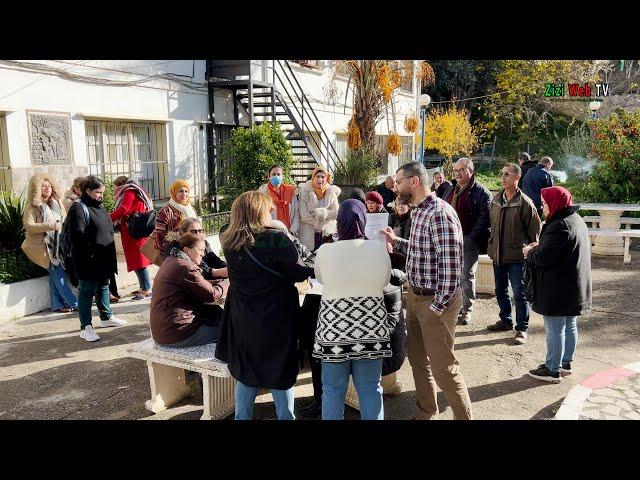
[345,377,360,411]
[624,236,631,265]
[201,374,236,420]
[145,361,192,414]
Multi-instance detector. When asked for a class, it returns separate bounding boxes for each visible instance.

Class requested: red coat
[110,190,152,272]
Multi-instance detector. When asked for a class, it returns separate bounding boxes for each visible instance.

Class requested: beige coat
[297,180,341,251]
[21,174,67,270]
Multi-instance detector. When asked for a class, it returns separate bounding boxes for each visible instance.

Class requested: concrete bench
[583,216,640,227]
[128,337,360,420]
[588,228,640,264]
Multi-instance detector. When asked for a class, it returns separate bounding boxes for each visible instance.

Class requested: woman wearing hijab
[313,199,391,420]
[523,186,592,383]
[298,166,341,252]
[153,179,198,261]
[21,173,78,313]
[258,164,299,235]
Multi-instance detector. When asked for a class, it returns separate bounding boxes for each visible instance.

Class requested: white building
[0,60,420,207]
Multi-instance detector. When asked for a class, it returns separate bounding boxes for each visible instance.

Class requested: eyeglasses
[499,171,516,178]
[394,175,416,186]
[453,168,468,174]
[189,229,203,234]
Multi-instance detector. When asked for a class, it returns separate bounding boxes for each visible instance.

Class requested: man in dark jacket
[486,163,541,345]
[436,158,492,325]
[518,152,537,181]
[373,176,397,211]
[521,156,554,218]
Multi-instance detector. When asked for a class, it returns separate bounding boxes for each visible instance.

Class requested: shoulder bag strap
[243,246,286,279]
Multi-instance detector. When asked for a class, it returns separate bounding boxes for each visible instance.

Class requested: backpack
[59,200,89,270]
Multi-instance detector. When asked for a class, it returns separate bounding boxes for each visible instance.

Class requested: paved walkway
[555,362,640,420]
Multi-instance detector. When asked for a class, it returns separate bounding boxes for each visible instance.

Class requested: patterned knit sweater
[312,239,392,362]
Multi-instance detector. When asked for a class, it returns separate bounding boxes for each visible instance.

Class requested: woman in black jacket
[68,176,127,342]
[523,186,592,383]
[215,191,313,420]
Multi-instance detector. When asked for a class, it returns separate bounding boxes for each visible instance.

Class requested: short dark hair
[396,161,429,187]
[114,176,128,187]
[83,175,105,192]
[518,152,531,163]
[267,165,284,177]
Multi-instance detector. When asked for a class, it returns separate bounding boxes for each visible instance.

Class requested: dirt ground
[0,251,638,420]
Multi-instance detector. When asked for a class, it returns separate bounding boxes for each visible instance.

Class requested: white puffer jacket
[297,180,341,251]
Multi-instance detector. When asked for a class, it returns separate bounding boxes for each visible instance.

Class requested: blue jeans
[78,278,113,329]
[134,268,151,291]
[234,381,295,420]
[321,358,384,420]
[48,263,77,310]
[544,316,578,373]
[493,262,530,332]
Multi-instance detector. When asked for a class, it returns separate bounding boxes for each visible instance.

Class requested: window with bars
[399,60,414,94]
[85,120,169,201]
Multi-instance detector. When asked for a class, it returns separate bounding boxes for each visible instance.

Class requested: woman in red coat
[110,176,154,300]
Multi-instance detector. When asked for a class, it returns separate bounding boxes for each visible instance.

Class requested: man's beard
[397,189,414,206]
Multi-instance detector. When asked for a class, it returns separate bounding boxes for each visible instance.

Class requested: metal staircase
[206,60,341,199]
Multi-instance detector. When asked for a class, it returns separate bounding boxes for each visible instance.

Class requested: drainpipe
[205,60,218,212]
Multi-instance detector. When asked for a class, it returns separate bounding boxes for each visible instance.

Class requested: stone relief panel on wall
[28,111,73,165]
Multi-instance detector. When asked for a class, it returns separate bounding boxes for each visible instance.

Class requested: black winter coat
[520,160,538,181]
[68,196,117,281]
[382,268,407,376]
[526,206,592,317]
[215,229,313,390]
[437,176,492,254]
[521,164,553,210]
[388,212,412,240]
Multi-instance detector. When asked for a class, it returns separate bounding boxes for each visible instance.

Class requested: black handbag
[127,210,157,239]
[523,260,537,304]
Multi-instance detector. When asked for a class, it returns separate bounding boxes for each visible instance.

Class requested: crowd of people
[21,152,592,418]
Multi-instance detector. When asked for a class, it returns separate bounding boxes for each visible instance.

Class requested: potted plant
[333,147,378,201]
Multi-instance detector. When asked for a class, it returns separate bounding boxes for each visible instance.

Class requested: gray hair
[179,217,202,233]
[456,157,475,173]
[396,161,430,187]
[540,156,553,167]
[504,162,521,176]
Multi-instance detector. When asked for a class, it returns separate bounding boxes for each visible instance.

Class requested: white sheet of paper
[309,278,323,295]
[365,212,389,244]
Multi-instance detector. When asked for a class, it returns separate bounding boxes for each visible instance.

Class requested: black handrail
[272,60,342,173]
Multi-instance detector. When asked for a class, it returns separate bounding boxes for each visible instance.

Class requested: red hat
[365,191,384,205]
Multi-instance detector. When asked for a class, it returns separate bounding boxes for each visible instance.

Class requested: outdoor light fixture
[418,94,431,164]
[589,100,602,120]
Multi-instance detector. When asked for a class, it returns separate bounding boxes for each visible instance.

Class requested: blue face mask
[270,175,283,187]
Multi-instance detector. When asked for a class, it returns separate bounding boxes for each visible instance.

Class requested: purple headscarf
[337,199,367,240]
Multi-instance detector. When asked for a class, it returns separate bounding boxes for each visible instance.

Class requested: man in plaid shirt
[382,162,472,420]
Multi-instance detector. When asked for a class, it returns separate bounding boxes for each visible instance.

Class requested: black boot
[299,398,322,419]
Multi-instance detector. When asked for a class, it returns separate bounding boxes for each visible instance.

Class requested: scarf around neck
[169,198,198,221]
[114,180,154,212]
[267,183,296,229]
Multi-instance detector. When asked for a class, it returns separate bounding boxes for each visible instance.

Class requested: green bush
[102,174,116,213]
[220,122,294,208]
[579,109,640,203]
[333,147,378,187]
[0,191,26,250]
[0,249,47,284]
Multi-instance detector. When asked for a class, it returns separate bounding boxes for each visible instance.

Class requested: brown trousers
[406,288,473,420]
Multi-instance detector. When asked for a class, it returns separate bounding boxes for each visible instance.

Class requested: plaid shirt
[395,194,463,314]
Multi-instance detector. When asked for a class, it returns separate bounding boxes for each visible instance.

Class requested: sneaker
[514,330,528,345]
[487,320,513,332]
[80,325,100,342]
[457,311,472,326]
[97,316,128,328]
[528,365,561,383]
[560,363,572,374]
[132,291,152,301]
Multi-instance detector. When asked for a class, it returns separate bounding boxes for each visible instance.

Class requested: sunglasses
[499,171,516,178]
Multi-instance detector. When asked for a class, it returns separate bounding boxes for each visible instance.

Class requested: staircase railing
[270,60,342,174]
